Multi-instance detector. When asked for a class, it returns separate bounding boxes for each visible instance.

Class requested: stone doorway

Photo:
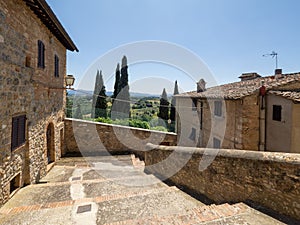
[46,123,55,163]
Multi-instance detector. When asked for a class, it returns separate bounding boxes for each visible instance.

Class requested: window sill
[11,143,26,153]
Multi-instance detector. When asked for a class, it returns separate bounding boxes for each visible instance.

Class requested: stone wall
[144,144,300,220]
[0,0,67,205]
[64,119,177,157]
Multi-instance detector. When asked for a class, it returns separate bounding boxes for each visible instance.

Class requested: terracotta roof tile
[269,90,300,102]
[176,73,300,99]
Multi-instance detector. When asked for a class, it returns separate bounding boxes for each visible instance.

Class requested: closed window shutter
[11,118,18,150]
[38,40,45,68]
[11,115,26,151]
[41,42,45,68]
[54,55,59,77]
[18,116,26,145]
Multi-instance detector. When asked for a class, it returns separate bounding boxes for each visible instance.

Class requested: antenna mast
[263,51,278,69]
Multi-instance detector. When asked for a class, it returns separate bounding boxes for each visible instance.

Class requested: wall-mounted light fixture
[65,75,75,89]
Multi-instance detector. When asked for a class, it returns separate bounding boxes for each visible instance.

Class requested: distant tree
[158,88,169,121]
[94,71,107,118]
[170,80,179,122]
[111,56,130,119]
[66,91,73,118]
[74,104,83,119]
[91,70,101,118]
[112,63,121,99]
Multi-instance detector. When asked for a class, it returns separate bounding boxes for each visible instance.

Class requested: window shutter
[11,118,18,150]
[18,115,26,145]
[11,115,26,151]
[54,55,59,77]
[38,40,45,68]
[41,42,45,68]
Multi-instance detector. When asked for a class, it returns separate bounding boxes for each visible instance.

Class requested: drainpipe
[259,84,266,151]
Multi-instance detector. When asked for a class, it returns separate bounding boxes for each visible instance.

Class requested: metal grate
[71,177,81,181]
[77,204,92,214]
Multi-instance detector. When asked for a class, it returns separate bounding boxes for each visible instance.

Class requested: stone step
[104,202,285,225]
[96,186,205,224]
[131,154,145,170]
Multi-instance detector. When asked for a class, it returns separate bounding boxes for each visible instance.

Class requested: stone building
[0,0,78,205]
[175,70,300,153]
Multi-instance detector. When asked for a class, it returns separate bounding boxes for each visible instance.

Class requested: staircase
[0,155,285,225]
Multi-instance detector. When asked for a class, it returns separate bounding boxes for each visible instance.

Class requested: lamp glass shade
[65,75,75,86]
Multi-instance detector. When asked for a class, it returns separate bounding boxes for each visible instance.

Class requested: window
[213,137,221,149]
[25,55,31,67]
[192,99,197,111]
[273,105,282,121]
[11,115,26,151]
[214,100,222,117]
[200,102,203,130]
[54,55,59,77]
[37,40,45,68]
[10,174,20,194]
[189,128,196,141]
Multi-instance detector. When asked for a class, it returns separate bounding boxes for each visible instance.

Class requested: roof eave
[24,0,79,52]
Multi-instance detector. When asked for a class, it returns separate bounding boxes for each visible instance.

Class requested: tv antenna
[263,51,278,69]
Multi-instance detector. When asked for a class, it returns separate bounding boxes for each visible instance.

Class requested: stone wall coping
[65,118,177,136]
[146,143,300,164]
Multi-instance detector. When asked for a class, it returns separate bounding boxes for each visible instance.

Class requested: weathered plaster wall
[64,119,177,157]
[176,95,259,151]
[291,104,300,153]
[144,144,300,220]
[266,95,292,152]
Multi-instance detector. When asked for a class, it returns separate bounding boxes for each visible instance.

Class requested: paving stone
[0,156,292,225]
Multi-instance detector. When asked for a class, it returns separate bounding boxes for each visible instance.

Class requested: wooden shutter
[11,117,19,150]
[54,55,59,77]
[38,40,45,68]
[11,115,26,151]
[18,115,26,145]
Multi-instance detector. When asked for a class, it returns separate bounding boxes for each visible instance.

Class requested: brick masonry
[64,119,177,158]
[0,0,68,206]
[144,144,300,220]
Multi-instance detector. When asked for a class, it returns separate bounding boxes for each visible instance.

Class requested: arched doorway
[46,123,55,163]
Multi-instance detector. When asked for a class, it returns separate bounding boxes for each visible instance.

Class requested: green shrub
[151,126,168,132]
[129,119,150,129]
[95,117,112,124]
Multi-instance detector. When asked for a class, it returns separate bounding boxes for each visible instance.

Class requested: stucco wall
[144,144,300,220]
[64,119,177,157]
[266,95,292,152]
[176,95,259,151]
[291,104,300,153]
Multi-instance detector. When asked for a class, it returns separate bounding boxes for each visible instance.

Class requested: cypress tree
[158,88,169,121]
[66,91,73,118]
[74,104,83,119]
[91,70,100,118]
[94,71,108,118]
[111,56,130,119]
[170,80,179,122]
[112,63,121,99]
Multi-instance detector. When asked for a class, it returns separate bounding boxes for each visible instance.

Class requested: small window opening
[10,174,20,195]
[273,105,282,121]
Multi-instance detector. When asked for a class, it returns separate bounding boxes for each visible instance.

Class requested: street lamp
[65,75,75,89]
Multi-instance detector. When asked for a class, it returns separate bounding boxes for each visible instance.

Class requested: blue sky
[48,0,300,94]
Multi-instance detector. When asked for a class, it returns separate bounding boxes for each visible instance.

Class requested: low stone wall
[64,119,177,157]
[144,144,300,220]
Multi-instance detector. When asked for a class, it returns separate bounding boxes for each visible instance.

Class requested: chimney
[275,69,282,75]
[239,72,261,81]
[197,79,206,93]
[275,69,283,79]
